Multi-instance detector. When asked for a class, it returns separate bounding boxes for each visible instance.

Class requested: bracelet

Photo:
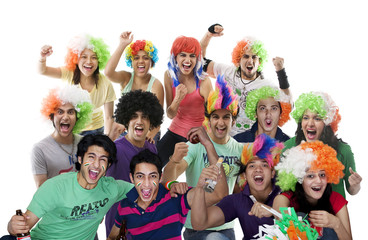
[165,181,179,191]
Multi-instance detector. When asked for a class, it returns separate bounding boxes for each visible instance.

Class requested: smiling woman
[157,36,213,166]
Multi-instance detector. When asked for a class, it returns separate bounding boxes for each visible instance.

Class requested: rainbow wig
[231,37,268,72]
[167,36,205,88]
[291,92,341,133]
[65,34,110,71]
[241,133,284,168]
[40,85,94,133]
[203,75,238,129]
[245,86,292,127]
[125,40,159,68]
[275,141,345,192]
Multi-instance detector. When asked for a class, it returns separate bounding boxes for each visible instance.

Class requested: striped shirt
[114,184,191,240]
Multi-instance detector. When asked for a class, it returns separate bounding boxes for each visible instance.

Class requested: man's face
[126,111,151,145]
[239,48,260,80]
[256,97,281,134]
[208,109,234,142]
[53,102,77,138]
[130,162,161,206]
[245,159,274,194]
[77,145,109,189]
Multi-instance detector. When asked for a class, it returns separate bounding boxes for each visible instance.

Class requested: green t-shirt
[184,137,243,230]
[28,172,133,240]
[283,137,356,198]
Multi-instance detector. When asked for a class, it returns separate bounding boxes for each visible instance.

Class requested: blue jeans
[80,126,104,136]
[183,228,235,240]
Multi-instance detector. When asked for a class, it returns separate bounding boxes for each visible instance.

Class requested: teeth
[91,170,99,173]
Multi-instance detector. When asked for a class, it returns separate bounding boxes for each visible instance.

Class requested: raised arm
[104,31,133,84]
[273,57,291,97]
[38,45,62,78]
[200,24,223,78]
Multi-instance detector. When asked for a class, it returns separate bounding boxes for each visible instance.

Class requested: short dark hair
[75,134,117,171]
[130,149,162,178]
[114,90,163,130]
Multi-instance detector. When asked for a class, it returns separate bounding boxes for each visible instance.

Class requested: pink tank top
[169,87,205,138]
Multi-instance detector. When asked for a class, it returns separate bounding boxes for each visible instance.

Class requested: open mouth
[306,129,317,140]
[253,175,264,185]
[89,169,99,180]
[183,62,192,70]
[265,119,272,127]
[141,189,152,200]
[60,123,70,132]
[311,186,322,192]
[246,66,254,72]
[137,65,146,72]
[83,65,94,71]
[216,126,226,134]
[134,126,144,136]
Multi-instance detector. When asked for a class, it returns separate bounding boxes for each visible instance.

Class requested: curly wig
[231,37,268,72]
[167,36,205,88]
[114,90,163,129]
[245,86,292,127]
[40,85,94,133]
[125,40,159,68]
[65,34,110,71]
[291,92,341,133]
[275,141,345,192]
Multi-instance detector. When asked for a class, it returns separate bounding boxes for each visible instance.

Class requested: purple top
[216,181,280,240]
[105,136,157,237]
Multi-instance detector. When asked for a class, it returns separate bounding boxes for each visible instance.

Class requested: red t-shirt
[281,191,347,214]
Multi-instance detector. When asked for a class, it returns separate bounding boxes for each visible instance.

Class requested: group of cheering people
[2,24,362,240]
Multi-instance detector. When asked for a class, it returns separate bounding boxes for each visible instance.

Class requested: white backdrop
[1,0,367,238]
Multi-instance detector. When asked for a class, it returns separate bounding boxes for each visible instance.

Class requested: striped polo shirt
[114,184,191,240]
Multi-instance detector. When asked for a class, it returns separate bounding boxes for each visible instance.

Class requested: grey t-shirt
[31,134,82,179]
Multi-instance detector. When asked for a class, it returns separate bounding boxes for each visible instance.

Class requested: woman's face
[78,48,98,77]
[301,109,325,142]
[302,169,327,205]
[132,50,152,77]
[175,52,197,75]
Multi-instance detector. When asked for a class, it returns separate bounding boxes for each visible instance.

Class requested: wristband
[276,68,290,89]
[165,181,179,191]
[208,24,223,34]
[203,57,212,72]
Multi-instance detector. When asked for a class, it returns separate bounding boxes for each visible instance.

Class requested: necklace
[56,135,75,163]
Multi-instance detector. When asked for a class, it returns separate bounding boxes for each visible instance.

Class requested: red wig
[170,36,201,58]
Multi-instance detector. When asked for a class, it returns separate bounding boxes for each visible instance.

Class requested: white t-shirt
[213,62,274,136]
